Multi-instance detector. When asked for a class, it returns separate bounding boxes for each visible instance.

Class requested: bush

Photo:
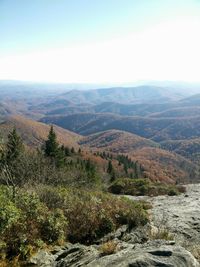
[108,178,150,195]
[109,178,183,197]
[0,187,68,261]
[0,184,149,263]
[40,209,67,244]
[100,240,119,256]
[38,186,149,244]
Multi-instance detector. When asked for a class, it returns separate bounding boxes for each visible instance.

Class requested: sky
[0,0,200,83]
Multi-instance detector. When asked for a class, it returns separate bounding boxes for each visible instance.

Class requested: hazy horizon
[1,0,200,83]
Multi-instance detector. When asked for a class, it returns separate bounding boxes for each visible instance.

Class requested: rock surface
[127,184,200,245]
[30,241,199,267]
[30,184,200,267]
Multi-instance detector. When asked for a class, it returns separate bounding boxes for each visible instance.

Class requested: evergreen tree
[110,169,116,182]
[134,162,139,178]
[123,163,128,175]
[44,126,59,158]
[71,147,75,154]
[6,128,24,163]
[107,160,113,174]
[107,160,116,182]
[64,146,70,156]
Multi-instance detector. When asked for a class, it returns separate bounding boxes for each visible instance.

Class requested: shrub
[0,184,149,263]
[100,240,119,256]
[40,208,67,244]
[109,178,183,197]
[0,187,68,261]
[108,178,150,196]
[38,186,149,244]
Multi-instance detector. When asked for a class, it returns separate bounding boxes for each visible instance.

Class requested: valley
[0,82,199,184]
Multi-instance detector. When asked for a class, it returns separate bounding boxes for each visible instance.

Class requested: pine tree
[44,126,66,167]
[64,146,70,156]
[6,128,24,163]
[107,160,116,182]
[44,126,59,158]
[107,160,113,174]
[110,169,116,182]
[71,147,75,154]
[123,163,128,175]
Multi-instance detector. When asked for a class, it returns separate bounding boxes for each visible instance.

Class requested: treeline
[0,126,101,195]
[94,151,145,180]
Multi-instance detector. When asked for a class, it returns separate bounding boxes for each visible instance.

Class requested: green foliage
[6,128,24,163]
[0,187,68,261]
[44,126,59,158]
[38,186,148,244]
[43,126,67,168]
[109,178,181,196]
[0,183,149,263]
[0,188,20,234]
[40,209,67,244]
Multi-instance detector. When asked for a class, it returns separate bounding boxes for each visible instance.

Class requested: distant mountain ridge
[0,82,200,183]
[50,85,186,105]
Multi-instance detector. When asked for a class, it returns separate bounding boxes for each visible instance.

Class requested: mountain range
[0,81,199,183]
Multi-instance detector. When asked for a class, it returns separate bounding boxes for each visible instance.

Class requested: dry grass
[184,243,200,262]
[99,240,119,256]
[149,227,174,241]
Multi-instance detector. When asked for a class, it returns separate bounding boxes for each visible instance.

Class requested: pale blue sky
[1,0,200,82]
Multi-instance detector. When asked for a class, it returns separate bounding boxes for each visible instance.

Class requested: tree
[6,128,24,163]
[107,160,116,182]
[71,147,75,154]
[44,126,59,158]
[107,160,113,174]
[44,126,67,167]
[0,128,24,199]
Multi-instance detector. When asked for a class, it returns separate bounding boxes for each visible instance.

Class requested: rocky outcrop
[30,240,199,267]
[126,184,200,245]
[30,184,200,267]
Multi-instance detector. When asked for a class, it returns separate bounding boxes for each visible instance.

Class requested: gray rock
[29,250,56,267]
[126,184,200,246]
[29,241,199,267]
[29,184,200,267]
[86,243,199,267]
[55,244,98,267]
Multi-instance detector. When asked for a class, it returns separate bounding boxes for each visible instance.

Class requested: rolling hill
[161,138,200,164]
[41,113,200,142]
[80,130,159,153]
[0,115,81,148]
[129,147,198,184]
[179,94,200,106]
[149,107,200,118]
[58,86,186,104]
[0,83,200,185]
[80,130,198,184]
[0,116,198,184]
